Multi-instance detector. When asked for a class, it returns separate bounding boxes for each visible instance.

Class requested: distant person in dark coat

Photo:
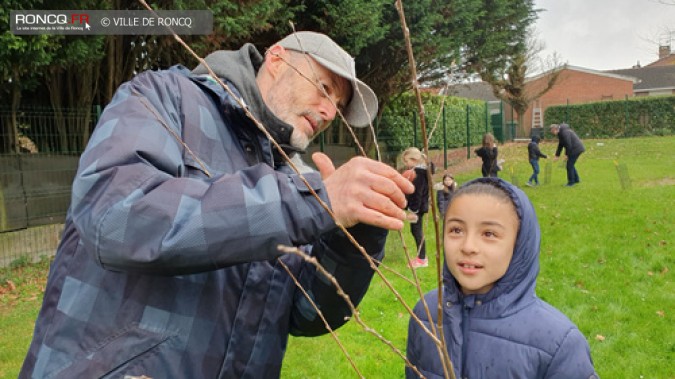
[550,123,585,186]
[401,147,430,268]
[474,133,499,177]
[526,135,548,186]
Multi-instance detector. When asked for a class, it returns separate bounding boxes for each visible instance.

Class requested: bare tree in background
[481,29,565,130]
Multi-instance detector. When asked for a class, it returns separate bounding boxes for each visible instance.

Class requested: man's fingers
[312,152,336,179]
[354,158,414,194]
[352,206,406,231]
[368,175,408,209]
[321,156,416,230]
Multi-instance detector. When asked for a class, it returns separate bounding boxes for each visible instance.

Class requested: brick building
[520,66,636,135]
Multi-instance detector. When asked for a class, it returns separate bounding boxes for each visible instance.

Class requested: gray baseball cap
[277,31,378,127]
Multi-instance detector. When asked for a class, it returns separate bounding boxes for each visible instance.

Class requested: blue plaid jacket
[21,52,385,379]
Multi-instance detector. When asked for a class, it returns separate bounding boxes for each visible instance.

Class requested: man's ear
[263,45,288,79]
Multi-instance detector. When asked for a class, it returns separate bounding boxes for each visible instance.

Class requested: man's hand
[313,152,414,230]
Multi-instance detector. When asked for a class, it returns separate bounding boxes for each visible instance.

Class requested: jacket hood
[443,177,540,316]
[531,135,540,143]
[192,45,297,154]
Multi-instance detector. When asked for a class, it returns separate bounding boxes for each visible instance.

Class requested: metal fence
[0,106,94,267]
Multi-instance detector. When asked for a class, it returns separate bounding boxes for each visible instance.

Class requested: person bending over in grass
[551,123,585,187]
[406,178,598,379]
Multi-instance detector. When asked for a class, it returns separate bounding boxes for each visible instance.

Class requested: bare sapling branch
[425,83,451,147]
[277,259,364,378]
[278,245,427,379]
[394,0,456,377]
[398,232,439,339]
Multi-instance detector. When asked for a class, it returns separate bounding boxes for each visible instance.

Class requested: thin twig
[278,245,426,379]
[395,1,456,378]
[278,259,364,378]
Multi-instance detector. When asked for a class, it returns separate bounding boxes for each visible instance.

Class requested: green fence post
[442,105,447,170]
[466,104,471,159]
[500,100,503,134]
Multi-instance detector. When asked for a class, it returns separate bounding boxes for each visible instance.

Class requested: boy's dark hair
[450,179,517,220]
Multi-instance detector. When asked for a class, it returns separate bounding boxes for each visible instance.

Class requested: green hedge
[377,92,488,162]
[544,95,675,139]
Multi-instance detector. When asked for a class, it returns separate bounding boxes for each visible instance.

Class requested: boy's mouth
[458,262,483,273]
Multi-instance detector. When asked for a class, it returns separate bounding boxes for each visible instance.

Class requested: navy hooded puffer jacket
[406,178,598,379]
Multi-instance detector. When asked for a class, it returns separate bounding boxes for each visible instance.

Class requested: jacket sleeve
[535,144,547,159]
[71,70,335,275]
[436,191,445,217]
[556,131,570,157]
[289,223,386,336]
[406,291,448,379]
[545,328,598,379]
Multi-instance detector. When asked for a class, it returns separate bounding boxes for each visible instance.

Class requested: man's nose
[319,96,338,122]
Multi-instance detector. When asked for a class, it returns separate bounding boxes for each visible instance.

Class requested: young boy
[527,135,548,186]
[406,178,598,379]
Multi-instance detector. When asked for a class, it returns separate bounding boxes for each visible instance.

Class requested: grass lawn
[1,136,674,378]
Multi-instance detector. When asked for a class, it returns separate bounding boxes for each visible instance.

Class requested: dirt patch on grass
[428,147,481,176]
[642,177,675,187]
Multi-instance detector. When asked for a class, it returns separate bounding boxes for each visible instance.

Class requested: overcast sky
[533,0,675,71]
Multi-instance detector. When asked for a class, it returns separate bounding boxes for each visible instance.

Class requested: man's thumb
[312,152,335,179]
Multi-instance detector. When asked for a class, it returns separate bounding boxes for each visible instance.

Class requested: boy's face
[444,193,519,295]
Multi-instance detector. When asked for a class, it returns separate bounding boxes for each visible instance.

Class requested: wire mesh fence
[0,106,93,267]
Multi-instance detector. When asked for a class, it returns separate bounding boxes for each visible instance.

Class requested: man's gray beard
[290,128,310,150]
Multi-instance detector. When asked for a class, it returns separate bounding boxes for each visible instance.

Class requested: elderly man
[21,32,413,378]
[550,123,586,187]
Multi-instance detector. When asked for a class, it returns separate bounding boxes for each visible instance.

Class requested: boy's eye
[447,226,462,235]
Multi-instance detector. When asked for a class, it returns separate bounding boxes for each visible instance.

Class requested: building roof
[445,81,499,101]
[527,65,637,83]
[607,65,675,91]
[646,53,675,67]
